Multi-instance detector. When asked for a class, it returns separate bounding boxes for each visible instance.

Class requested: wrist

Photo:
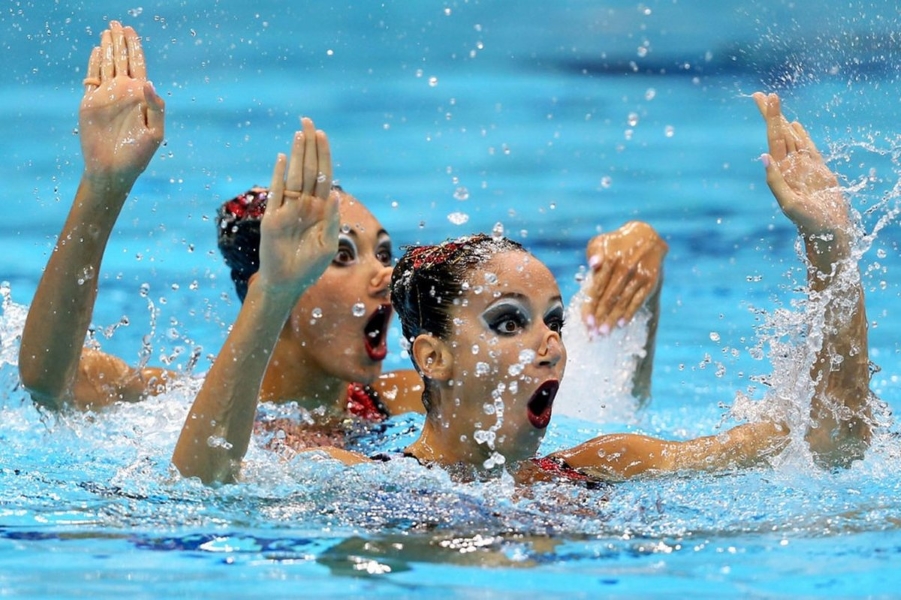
[80,169,138,197]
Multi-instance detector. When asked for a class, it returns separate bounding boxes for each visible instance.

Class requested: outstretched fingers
[302,117,320,197]
[282,117,333,209]
[99,27,114,81]
[272,118,334,223]
[314,130,332,200]
[269,153,288,211]
[111,21,129,79]
[284,129,306,194]
[83,46,102,90]
[124,24,147,80]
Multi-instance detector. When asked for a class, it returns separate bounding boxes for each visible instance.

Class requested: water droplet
[471,344,480,354]
[475,362,490,376]
[139,283,150,298]
[627,112,639,127]
[352,303,366,317]
[453,186,470,201]
[311,307,323,319]
[447,212,469,225]
[428,76,438,87]
[492,222,505,239]
[710,332,720,342]
[207,436,233,450]
[664,125,675,138]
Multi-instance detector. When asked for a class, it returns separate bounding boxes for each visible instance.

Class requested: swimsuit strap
[530,456,608,490]
[346,382,389,422]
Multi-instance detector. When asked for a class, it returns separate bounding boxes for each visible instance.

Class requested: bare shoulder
[71,348,176,410]
[372,369,425,415]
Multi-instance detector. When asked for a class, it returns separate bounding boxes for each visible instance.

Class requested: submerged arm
[172,119,339,484]
[18,21,166,411]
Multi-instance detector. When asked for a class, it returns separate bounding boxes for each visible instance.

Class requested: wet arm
[800,213,871,466]
[172,119,339,484]
[171,284,300,483]
[582,221,667,401]
[754,92,871,467]
[550,421,788,481]
[19,22,165,410]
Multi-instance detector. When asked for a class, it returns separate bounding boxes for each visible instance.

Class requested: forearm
[630,282,661,403]
[552,421,787,481]
[805,239,871,466]
[19,175,134,409]
[171,285,296,484]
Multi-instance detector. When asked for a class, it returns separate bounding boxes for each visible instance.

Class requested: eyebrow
[485,292,563,309]
[338,226,390,241]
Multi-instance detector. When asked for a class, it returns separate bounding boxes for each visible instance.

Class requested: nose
[369,264,392,297]
[537,329,564,368]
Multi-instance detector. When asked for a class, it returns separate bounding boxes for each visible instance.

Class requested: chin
[339,360,383,385]
[497,435,542,465]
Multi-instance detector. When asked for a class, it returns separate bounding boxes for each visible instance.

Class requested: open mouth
[363,304,392,361]
[527,380,559,429]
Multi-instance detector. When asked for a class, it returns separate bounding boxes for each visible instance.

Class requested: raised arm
[171,118,339,484]
[18,21,166,411]
[753,92,871,467]
[581,221,667,400]
[541,94,871,481]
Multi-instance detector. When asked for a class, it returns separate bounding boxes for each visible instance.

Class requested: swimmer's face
[286,192,394,384]
[437,250,566,465]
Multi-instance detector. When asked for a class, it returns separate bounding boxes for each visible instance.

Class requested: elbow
[807,424,871,470]
[17,354,66,412]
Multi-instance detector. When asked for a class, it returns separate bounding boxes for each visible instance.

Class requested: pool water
[2,1,901,596]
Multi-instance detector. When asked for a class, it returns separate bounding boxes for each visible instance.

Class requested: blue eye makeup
[544,303,566,336]
[333,234,358,266]
[375,235,393,266]
[481,300,531,336]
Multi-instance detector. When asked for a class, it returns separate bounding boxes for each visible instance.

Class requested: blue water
[3,1,901,596]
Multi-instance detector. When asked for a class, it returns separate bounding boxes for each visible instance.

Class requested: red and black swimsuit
[346,382,390,422]
[256,383,389,454]
[528,456,608,490]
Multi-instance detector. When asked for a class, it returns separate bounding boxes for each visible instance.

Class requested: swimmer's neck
[259,356,347,416]
[407,417,499,474]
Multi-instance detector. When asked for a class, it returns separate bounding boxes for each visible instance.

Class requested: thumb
[761,153,792,206]
[323,189,341,243]
[143,81,165,133]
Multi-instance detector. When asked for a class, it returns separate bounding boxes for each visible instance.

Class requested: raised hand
[256,117,339,297]
[20,21,168,411]
[172,119,340,484]
[753,92,871,467]
[581,221,667,335]
[79,20,164,184]
[753,92,851,269]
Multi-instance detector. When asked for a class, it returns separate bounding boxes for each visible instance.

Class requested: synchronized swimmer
[17,21,874,487]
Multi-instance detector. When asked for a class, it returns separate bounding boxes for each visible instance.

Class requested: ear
[411,334,454,381]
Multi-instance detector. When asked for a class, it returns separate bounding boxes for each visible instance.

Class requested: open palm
[79,21,164,181]
[258,117,339,296]
[753,92,850,242]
